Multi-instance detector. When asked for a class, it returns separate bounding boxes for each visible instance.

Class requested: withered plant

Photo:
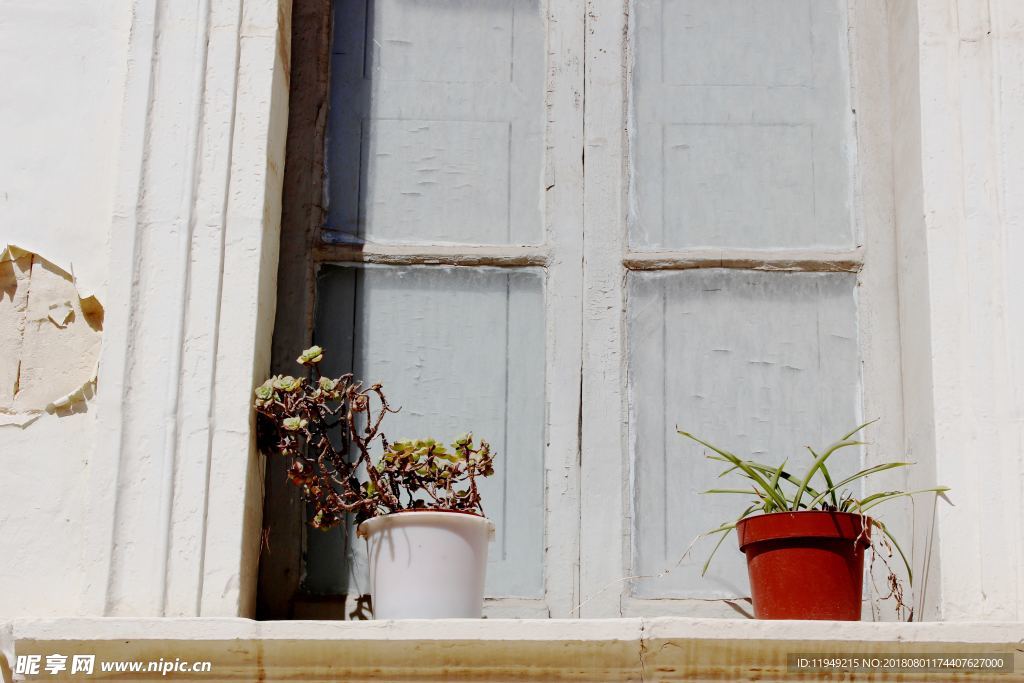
[254,346,495,528]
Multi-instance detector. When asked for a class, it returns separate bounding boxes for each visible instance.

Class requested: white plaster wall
[0,1,130,298]
[0,1,131,616]
[888,0,943,622]
[889,0,1024,620]
[0,0,289,620]
[909,0,1024,620]
[89,0,289,618]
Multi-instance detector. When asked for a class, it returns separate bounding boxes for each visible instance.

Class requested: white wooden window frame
[309,0,585,619]
[301,0,911,620]
[578,0,911,618]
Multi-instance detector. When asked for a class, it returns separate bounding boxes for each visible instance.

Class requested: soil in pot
[736,511,870,620]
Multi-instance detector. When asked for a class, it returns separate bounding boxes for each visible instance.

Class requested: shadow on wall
[0,245,104,428]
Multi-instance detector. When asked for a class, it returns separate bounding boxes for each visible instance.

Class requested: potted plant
[679,421,948,621]
[254,346,496,619]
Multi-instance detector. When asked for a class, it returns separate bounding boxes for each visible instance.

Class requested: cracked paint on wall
[0,245,103,426]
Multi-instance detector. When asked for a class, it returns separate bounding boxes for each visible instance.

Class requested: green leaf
[853,489,903,509]
[806,462,914,510]
[797,419,879,509]
[763,459,788,513]
[701,527,733,576]
[840,418,880,441]
[855,487,951,513]
[792,439,864,510]
[297,346,324,365]
[679,431,790,510]
[254,380,274,401]
[711,456,823,502]
[807,447,840,509]
[700,503,760,575]
[273,375,301,392]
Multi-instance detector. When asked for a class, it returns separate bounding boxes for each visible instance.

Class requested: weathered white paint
[0,0,289,619]
[0,0,130,618]
[0,1,130,299]
[302,0,586,619]
[105,0,285,617]
[0,247,104,425]
[628,270,861,598]
[539,0,587,619]
[324,0,546,245]
[891,0,1024,621]
[0,0,1022,630]
[847,0,916,623]
[602,0,913,622]
[314,265,546,598]
[2,617,1021,681]
[579,0,630,618]
[630,0,856,249]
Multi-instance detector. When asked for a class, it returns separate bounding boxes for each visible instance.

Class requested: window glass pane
[630,0,854,249]
[311,265,546,599]
[627,270,861,598]
[326,0,545,245]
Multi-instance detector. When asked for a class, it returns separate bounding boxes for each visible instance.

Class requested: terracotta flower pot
[736,511,871,620]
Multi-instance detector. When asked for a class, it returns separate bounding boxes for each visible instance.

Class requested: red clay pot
[736,511,871,620]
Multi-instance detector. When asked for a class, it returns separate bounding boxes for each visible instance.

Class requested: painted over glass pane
[628,270,861,598]
[312,265,546,598]
[325,0,545,245]
[630,0,855,249]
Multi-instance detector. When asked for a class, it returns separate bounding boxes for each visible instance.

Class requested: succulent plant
[254,347,495,527]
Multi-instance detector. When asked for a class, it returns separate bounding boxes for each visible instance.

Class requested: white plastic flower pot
[357,510,495,619]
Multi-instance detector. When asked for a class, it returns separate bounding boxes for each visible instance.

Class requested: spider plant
[678,420,949,581]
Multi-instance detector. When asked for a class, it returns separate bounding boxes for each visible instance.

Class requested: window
[314,265,547,604]
[262,0,906,619]
[621,0,867,614]
[266,0,566,619]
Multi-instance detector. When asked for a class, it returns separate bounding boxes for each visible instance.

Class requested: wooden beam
[257,0,332,621]
[314,242,550,268]
[623,247,865,273]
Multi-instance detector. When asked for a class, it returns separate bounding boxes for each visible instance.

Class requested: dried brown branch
[254,346,495,528]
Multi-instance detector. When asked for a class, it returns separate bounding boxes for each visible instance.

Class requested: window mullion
[540,0,587,618]
[578,0,631,618]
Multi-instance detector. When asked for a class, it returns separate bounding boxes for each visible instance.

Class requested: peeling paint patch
[0,245,103,426]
